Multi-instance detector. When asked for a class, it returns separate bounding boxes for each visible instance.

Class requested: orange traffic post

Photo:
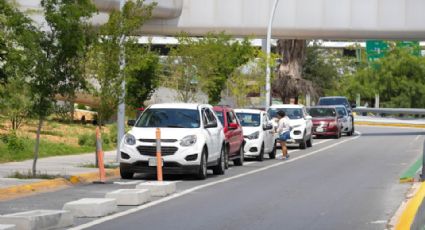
[156,128,163,181]
[96,126,106,183]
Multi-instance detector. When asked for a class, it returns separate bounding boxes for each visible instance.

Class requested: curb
[400,157,423,183]
[0,168,120,201]
[355,121,425,129]
[395,182,425,230]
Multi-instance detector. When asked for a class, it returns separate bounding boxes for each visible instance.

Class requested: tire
[196,149,208,180]
[335,130,341,139]
[347,128,353,136]
[306,135,313,147]
[299,133,307,149]
[269,140,276,159]
[212,147,225,175]
[256,144,264,161]
[233,144,244,166]
[120,164,134,179]
[224,146,229,169]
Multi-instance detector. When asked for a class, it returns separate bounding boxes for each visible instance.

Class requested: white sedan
[235,109,276,161]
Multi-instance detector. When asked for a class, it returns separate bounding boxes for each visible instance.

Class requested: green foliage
[78,133,96,147]
[125,44,160,109]
[167,32,256,104]
[344,46,425,108]
[1,132,24,152]
[88,0,155,124]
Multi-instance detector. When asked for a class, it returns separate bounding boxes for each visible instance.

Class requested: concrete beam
[63,198,117,218]
[136,181,176,197]
[0,210,73,230]
[105,189,151,206]
[0,225,15,230]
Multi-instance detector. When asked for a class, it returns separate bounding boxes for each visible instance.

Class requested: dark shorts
[278,131,290,141]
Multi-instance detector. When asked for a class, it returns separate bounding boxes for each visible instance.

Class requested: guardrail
[353,108,425,116]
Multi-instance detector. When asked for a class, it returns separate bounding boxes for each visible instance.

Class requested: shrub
[78,133,96,147]
[2,132,25,152]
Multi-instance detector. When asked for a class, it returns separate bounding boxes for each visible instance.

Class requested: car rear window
[214,111,225,126]
[308,108,337,118]
[136,108,200,128]
[318,98,349,108]
[268,108,303,120]
[235,113,260,127]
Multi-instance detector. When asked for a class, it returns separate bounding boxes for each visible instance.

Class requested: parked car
[335,105,354,136]
[308,106,343,138]
[235,109,276,161]
[317,96,355,133]
[267,104,313,149]
[213,106,244,168]
[120,103,226,180]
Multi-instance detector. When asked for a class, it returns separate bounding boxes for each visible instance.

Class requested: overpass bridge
[16,0,425,40]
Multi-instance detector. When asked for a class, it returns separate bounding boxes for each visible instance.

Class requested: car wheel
[269,140,276,159]
[306,135,313,148]
[335,129,341,139]
[256,143,264,161]
[299,133,307,149]
[347,128,353,136]
[120,164,134,179]
[213,147,225,175]
[233,144,244,166]
[196,149,208,180]
[224,146,229,169]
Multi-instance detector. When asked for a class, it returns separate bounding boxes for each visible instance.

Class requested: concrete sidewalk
[0,151,117,189]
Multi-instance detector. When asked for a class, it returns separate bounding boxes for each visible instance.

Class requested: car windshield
[235,113,260,127]
[308,108,337,118]
[136,108,200,128]
[214,111,225,126]
[267,108,303,119]
[318,98,349,108]
[336,107,347,116]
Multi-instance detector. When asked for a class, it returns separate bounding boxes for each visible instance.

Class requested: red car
[213,106,245,167]
[308,106,343,138]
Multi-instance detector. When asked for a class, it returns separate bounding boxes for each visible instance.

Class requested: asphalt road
[0,126,423,230]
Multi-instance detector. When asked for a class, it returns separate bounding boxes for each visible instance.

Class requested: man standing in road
[276,110,291,159]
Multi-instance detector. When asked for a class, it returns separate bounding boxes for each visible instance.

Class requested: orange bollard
[156,128,163,181]
[96,126,106,183]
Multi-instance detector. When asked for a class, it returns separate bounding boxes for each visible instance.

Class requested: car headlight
[124,134,136,146]
[180,135,197,147]
[245,131,260,140]
[329,121,337,127]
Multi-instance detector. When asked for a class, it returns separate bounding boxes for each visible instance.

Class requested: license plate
[148,158,163,167]
[316,127,324,132]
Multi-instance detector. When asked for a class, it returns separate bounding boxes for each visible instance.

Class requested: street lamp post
[117,0,126,162]
[265,0,280,111]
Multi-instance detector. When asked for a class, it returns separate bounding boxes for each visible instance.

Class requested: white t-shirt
[277,116,291,134]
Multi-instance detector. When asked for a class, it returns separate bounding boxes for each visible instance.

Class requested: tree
[41,0,97,122]
[167,33,256,104]
[88,0,155,126]
[125,44,160,110]
[273,39,315,104]
[0,0,39,131]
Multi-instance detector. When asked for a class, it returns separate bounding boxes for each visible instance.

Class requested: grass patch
[78,163,119,169]
[7,170,62,179]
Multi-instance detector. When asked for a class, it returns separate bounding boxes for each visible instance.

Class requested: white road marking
[369,220,387,224]
[69,133,361,230]
[415,135,421,141]
[113,181,141,185]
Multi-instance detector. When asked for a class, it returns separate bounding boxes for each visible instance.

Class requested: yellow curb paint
[0,168,120,201]
[355,121,425,129]
[400,178,415,184]
[395,182,425,230]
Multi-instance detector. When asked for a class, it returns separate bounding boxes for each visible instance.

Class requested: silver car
[335,105,354,136]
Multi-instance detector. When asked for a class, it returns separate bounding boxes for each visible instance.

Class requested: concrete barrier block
[0,210,73,230]
[0,225,15,230]
[63,198,117,217]
[105,189,151,206]
[136,181,176,197]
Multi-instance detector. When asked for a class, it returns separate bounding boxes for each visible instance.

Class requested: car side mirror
[351,104,357,108]
[205,121,217,129]
[229,123,238,130]
[263,123,273,130]
[127,120,136,126]
[305,115,312,120]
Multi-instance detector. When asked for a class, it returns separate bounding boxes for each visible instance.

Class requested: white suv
[235,109,276,161]
[120,103,226,180]
[267,104,313,149]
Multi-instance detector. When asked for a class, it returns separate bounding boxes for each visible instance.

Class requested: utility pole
[117,0,126,162]
[265,0,280,110]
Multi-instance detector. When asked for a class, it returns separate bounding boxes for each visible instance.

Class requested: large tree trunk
[273,39,315,103]
[32,116,43,177]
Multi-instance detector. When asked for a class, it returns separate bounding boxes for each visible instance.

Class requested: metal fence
[353,108,425,116]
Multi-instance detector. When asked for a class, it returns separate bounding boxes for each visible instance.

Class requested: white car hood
[129,127,198,140]
[242,126,261,136]
[288,118,306,127]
